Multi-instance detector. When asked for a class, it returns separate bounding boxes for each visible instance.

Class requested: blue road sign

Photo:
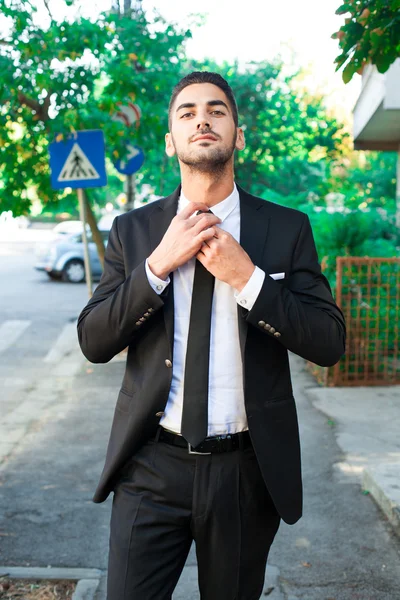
[49,130,107,189]
[114,144,145,175]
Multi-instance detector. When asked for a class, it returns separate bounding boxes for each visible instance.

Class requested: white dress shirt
[145,183,266,436]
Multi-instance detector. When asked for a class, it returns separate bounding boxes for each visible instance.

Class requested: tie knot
[196,209,213,215]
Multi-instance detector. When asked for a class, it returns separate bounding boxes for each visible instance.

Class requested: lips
[193,135,217,142]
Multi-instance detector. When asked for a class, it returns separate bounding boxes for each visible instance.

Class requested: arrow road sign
[49,130,107,189]
[114,144,145,175]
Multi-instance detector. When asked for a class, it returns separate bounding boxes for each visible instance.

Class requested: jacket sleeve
[77,216,166,364]
[245,214,346,367]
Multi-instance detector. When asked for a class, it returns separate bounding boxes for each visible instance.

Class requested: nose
[197,118,210,130]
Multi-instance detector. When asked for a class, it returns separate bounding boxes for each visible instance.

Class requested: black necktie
[181,210,215,447]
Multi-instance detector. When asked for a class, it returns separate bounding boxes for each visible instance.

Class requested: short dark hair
[168,71,239,129]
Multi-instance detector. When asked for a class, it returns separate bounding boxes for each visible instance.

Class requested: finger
[192,214,221,235]
[179,201,211,220]
[203,236,217,249]
[196,248,207,262]
[197,226,217,244]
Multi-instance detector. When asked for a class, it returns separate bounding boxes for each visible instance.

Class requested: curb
[362,465,400,538]
[0,567,102,600]
[303,386,400,540]
[73,578,100,600]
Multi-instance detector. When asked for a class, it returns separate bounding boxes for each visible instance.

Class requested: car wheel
[62,259,85,283]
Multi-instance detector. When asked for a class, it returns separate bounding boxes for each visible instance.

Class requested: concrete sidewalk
[305,383,400,536]
[1,342,400,599]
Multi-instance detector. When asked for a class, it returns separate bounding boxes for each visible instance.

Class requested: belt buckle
[188,443,211,455]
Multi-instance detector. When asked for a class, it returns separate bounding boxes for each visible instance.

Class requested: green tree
[0,0,191,261]
[185,59,348,200]
[327,151,397,211]
[332,0,400,83]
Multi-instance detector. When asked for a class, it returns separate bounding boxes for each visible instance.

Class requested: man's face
[166,83,244,173]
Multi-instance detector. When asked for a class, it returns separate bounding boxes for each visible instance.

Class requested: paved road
[0,234,88,420]
[1,235,400,599]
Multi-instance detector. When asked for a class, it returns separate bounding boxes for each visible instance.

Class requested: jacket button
[165,359,172,368]
[148,308,154,312]
[274,332,281,338]
[139,317,146,322]
[144,312,150,317]
[155,411,165,417]
[264,324,271,331]
[270,327,276,334]
[135,321,142,326]
[258,321,265,327]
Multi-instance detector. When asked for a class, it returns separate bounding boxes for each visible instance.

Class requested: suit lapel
[149,186,180,357]
[237,185,271,361]
[148,184,271,362]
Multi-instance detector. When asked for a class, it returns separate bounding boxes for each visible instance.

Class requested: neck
[180,163,235,208]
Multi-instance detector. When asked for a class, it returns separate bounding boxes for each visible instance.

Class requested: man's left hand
[196,229,255,292]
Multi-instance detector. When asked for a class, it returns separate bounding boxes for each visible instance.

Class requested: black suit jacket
[77,185,345,525]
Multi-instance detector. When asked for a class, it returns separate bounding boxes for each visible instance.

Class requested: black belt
[154,426,252,455]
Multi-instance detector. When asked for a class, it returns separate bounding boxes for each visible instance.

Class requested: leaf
[334,52,349,70]
[375,53,394,73]
[342,61,356,83]
[335,3,352,15]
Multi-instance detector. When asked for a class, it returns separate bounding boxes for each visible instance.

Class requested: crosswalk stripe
[0,320,31,354]
[43,321,79,364]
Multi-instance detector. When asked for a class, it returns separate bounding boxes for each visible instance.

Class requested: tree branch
[42,0,53,20]
[18,92,40,113]
[17,90,52,121]
[43,91,51,117]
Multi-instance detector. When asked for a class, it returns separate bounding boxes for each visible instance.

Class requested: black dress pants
[107,433,281,600]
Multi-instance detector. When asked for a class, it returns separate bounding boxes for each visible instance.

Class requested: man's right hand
[147,202,221,280]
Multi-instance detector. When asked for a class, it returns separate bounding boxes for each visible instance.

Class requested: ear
[165,132,176,157]
[235,127,245,151]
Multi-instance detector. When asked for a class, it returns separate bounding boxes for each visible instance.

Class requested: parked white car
[35,229,109,283]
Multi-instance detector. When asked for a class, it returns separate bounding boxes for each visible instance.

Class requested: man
[77,71,346,600]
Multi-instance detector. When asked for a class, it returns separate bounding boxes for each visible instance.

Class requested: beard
[172,131,236,176]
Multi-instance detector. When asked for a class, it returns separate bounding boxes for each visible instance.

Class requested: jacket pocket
[116,388,135,413]
[264,393,294,405]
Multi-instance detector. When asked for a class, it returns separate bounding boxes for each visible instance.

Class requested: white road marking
[44,321,79,364]
[0,320,31,353]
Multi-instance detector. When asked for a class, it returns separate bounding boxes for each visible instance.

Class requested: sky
[139,0,361,119]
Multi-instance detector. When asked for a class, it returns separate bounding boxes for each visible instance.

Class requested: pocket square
[269,272,285,280]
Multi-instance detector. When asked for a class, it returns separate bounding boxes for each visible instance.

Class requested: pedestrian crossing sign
[49,130,107,189]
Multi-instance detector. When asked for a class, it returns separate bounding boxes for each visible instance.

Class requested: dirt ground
[0,578,76,600]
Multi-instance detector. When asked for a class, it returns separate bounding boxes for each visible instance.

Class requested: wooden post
[77,188,93,298]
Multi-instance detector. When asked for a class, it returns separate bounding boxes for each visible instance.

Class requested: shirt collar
[178,183,239,223]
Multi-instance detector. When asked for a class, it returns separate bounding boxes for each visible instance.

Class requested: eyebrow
[175,100,230,113]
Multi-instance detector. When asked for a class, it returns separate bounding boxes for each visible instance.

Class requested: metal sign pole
[77,188,93,298]
[126,174,136,211]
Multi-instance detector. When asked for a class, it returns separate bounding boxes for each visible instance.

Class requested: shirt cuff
[145,258,170,295]
[234,266,265,311]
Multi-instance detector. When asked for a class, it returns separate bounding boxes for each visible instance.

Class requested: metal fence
[308,257,400,386]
